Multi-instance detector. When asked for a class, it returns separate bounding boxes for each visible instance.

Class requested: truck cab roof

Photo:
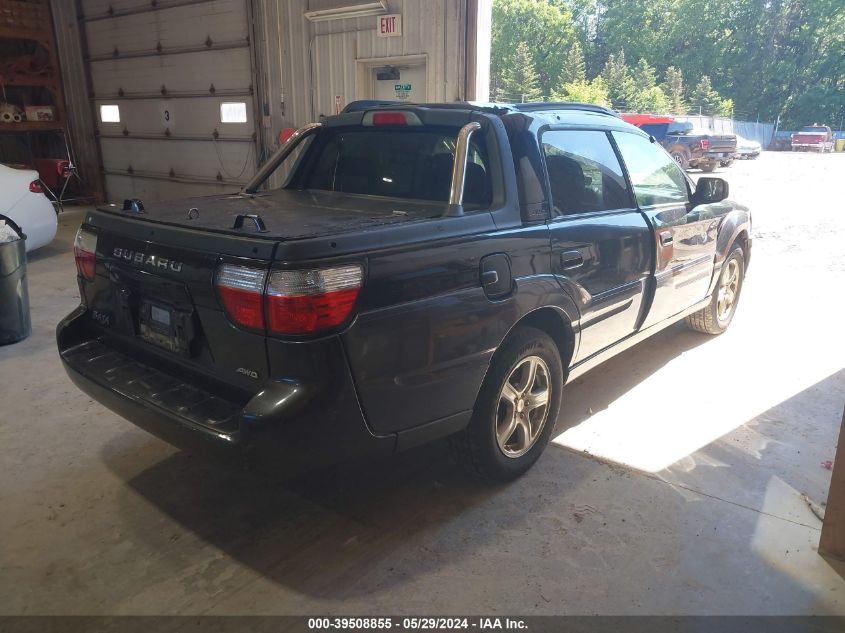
[338,100,639,134]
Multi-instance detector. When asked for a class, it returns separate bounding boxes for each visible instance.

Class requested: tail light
[363,111,422,126]
[266,265,363,335]
[215,265,267,330]
[700,139,710,150]
[74,228,97,281]
[215,263,363,336]
[29,180,43,193]
[372,112,408,126]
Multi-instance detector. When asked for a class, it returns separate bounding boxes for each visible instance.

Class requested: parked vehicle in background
[0,163,57,252]
[735,135,762,159]
[791,125,834,152]
[621,114,737,172]
[58,102,752,482]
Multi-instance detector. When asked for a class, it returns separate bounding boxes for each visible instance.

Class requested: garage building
[44,0,490,202]
[2,0,845,627]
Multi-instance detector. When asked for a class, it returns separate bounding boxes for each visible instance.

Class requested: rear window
[668,122,694,134]
[297,127,493,208]
[800,126,828,133]
[639,123,669,138]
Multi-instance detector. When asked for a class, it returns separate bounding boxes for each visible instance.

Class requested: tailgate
[79,209,276,392]
[708,135,736,152]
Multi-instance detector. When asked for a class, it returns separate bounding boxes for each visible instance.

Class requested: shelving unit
[0,0,67,140]
[0,0,86,206]
[0,120,62,132]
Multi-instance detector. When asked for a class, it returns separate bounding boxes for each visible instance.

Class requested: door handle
[481,270,499,286]
[559,250,584,269]
[659,231,674,246]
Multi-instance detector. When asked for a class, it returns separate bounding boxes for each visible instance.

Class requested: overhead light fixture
[304,1,387,22]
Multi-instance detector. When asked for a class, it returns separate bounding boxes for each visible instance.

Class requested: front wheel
[450,327,563,481]
[686,245,745,335]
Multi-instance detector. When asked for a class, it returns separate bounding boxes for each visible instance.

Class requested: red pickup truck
[791,125,835,152]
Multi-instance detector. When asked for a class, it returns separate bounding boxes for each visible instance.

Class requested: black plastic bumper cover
[57,308,396,471]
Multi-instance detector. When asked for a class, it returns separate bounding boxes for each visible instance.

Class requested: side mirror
[693,177,729,204]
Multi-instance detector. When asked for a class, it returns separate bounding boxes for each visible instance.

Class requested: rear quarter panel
[342,222,577,434]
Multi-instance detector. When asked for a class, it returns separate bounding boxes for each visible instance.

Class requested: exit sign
[378,14,401,37]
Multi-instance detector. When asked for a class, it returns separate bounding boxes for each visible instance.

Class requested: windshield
[799,126,828,133]
[295,127,493,208]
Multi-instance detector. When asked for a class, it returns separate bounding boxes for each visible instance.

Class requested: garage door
[80,0,260,202]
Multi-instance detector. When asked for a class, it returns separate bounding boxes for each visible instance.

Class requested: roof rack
[337,100,619,118]
[509,102,618,117]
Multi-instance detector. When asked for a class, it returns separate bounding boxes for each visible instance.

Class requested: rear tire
[700,162,717,173]
[450,327,563,481]
[686,245,745,335]
[670,148,690,170]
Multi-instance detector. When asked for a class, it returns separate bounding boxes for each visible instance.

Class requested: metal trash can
[0,215,31,345]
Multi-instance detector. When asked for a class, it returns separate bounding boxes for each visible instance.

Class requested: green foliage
[558,41,587,85]
[601,51,630,107]
[553,76,611,106]
[500,42,543,102]
[491,0,577,98]
[619,58,670,112]
[689,75,724,116]
[631,58,658,89]
[662,67,687,115]
[491,0,845,128]
[627,85,671,113]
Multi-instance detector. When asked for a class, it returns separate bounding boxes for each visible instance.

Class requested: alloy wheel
[717,258,740,321]
[496,355,552,458]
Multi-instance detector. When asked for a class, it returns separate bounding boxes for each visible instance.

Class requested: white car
[0,163,57,252]
[735,135,762,159]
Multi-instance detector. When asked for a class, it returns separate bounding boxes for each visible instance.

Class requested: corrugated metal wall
[254,0,472,187]
[66,0,481,199]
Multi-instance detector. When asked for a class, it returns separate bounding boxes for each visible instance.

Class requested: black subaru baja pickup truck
[58,102,751,481]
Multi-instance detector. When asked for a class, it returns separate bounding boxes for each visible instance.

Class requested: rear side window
[541,130,630,215]
[612,132,689,207]
[299,128,493,209]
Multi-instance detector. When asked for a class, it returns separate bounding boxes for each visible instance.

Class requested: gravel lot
[1,150,844,616]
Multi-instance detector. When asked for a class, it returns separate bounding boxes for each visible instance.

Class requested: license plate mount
[139,300,194,355]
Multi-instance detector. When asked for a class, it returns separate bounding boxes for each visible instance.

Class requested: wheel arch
[497,306,576,379]
[733,229,750,261]
[708,211,751,295]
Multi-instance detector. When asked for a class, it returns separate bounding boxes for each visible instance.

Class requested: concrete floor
[2,152,844,615]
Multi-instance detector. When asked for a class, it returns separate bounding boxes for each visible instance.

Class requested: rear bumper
[689,151,732,167]
[703,151,733,160]
[57,307,396,471]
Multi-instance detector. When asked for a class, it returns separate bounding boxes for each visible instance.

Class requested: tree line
[490,0,845,128]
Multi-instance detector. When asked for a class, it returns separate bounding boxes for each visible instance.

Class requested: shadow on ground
[97,321,717,601]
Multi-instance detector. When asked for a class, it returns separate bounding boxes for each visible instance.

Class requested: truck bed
[99,189,447,240]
